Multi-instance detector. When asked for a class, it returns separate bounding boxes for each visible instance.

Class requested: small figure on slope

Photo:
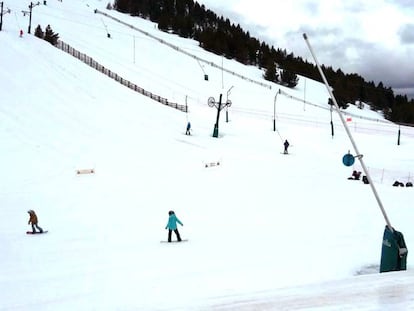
[165,210,183,242]
[348,170,361,180]
[27,210,43,233]
[185,121,191,135]
[283,139,290,154]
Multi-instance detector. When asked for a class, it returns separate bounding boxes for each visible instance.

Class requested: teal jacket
[166,214,183,230]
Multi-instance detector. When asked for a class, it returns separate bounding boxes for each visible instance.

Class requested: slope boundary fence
[94,9,272,90]
[55,40,187,113]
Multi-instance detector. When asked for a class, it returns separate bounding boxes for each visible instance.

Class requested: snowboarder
[283,139,290,154]
[185,121,191,135]
[27,210,43,233]
[19,29,23,37]
[165,210,183,242]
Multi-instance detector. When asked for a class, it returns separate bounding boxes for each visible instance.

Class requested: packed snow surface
[1,0,413,309]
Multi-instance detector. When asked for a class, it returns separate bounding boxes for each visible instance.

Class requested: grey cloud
[295,26,343,39]
[343,2,371,13]
[346,45,414,98]
[399,24,414,44]
[283,31,414,99]
[357,48,413,84]
[290,26,349,66]
[385,0,414,9]
[303,1,319,15]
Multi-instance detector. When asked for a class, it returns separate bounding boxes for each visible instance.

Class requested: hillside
[1,0,413,310]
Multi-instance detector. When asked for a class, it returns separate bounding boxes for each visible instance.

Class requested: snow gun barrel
[302,33,394,233]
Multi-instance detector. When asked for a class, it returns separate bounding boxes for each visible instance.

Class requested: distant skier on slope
[165,210,183,242]
[185,121,191,135]
[27,210,43,233]
[283,139,290,154]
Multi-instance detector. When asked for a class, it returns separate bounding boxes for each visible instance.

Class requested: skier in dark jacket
[283,139,290,154]
[185,121,191,135]
[27,210,43,233]
[165,210,183,242]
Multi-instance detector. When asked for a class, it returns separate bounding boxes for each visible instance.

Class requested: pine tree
[113,0,129,12]
[280,69,299,88]
[264,62,277,82]
[158,13,170,31]
[34,25,44,39]
[44,24,59,46]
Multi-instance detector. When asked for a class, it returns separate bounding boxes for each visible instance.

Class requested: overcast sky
[199,0,414,99]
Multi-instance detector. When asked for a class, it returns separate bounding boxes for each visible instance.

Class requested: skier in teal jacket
[165,210,183,242]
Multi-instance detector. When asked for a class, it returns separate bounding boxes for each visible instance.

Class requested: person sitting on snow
[348,170,361,180]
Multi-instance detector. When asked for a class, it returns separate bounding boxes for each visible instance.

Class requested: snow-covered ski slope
[1,0,414,310]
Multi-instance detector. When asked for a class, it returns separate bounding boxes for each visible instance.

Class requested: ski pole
[302,33,393,232]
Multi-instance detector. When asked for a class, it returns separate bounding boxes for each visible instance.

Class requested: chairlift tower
[208,94,232,138]
[22,2,41,34]
[0,2,11,31]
